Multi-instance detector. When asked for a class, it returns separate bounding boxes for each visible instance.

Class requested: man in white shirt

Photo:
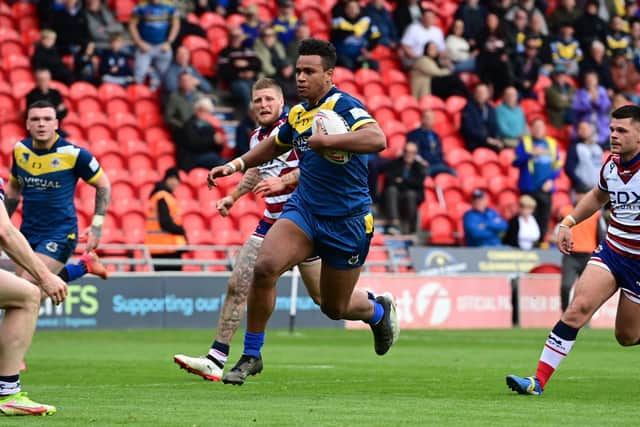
[400,8,445,67]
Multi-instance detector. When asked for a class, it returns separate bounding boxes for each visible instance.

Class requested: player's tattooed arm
[229,167,261,201]
[91,185,111,238]
[280,169,300,187]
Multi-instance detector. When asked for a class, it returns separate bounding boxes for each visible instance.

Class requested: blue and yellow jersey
[10,136,103,239]
[133,0,178,45]
[276,86,376,217]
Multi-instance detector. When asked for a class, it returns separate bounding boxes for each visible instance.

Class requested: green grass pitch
[11,328,638,426]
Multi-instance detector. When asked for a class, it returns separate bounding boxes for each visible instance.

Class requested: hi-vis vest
[522,135,562,173]
[145,190,186,254]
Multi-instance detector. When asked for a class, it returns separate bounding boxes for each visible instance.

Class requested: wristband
[225,158,246,173]
[91,214,105,228]
[561,214,577,227]
[558,224,571,229]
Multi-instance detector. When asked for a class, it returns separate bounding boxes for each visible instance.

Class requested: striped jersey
[250,115,299,223]
[598,153,640,258]
[10,135,103,239]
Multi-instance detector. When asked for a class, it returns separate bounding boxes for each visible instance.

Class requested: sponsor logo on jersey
[18,176,61,189]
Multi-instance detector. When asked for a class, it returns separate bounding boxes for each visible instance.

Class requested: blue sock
[243,332,265,358]
[62,262,88,282]
[367,300,384,325]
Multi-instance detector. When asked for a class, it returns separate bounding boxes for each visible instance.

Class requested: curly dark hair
[297,38,336,70]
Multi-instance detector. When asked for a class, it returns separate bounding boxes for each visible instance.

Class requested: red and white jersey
[599,154,640,258]
[250,117,299,222]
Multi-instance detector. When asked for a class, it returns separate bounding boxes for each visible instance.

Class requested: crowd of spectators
[19,0,640,249]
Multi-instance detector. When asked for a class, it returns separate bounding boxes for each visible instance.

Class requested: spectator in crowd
[548,0,581,35]
[503,194,541,249]
[177,97,227,171]
[393,0,422,37]
[406,109,456,177]
[611,91,634,110]
[513,118,563,241]
[446,19,477,73]
[31,29,73,85]
[164,72,203,139]
[461,83,503,152]
[73,41,99,85]
[580,40,614,90]
[99,33,134,86]
[495,85,527,148]
[527,10,551,60]
[144,167,188,272]
[575,0,608,52]
[286,22,311,66]
[410,41,468,100]
[51,0,90,55]
[194,0,238,16]
[26,69,68,123]
[476,12,513,99]
[254,26,289,79]
[162,46,213,95]
[129,0,180,86]
[454,0,487,48]
[217,27,262,115]
[513,36,542,99]
[463,189,508,246]
[611,51,640,102]
[272,0,299,50]
[331,0,381,71]
[400,8,445,68]
[234,108,256,157]
[606,15,633,59]
[382,141,426,235]
[240,4,262,46]
[363,0,399,48]
[564,121,603,193]
[556,190,605,310]
[506,6,529,58]
[549,23,583,77]
[571,70,612,146]
[545,64,576,128]
[505,0,549,35]
[253,26,296,104]
[84,0,126,51]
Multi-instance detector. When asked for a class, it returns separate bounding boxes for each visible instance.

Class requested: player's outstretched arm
[253,169,299,197]
[208,135,285,187]
[0,203,67,304]
[217,167,261,217]
[557,187,609,255]
[308,122,386,154]
[3,177,21,217]
[86,173,111,252]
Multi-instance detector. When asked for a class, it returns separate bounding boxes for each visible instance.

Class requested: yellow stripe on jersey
[352,119,376,131]
[289,96,340,136]
[364,212,374,234]
[275,133,290,147]
[86,168,104,184]
[13,143,79,177]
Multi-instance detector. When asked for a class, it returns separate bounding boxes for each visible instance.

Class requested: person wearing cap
[240,3,262,47]
[272,0,299,49]
[462,189,507,246]
[503,194,541,249]
[544,63,576,128]
[145,168,188,271]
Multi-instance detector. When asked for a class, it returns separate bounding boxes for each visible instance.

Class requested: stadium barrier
[32,272,619,330]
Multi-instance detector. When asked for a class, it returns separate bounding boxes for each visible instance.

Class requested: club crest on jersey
[45,241,58,253]
[51,158,61,168]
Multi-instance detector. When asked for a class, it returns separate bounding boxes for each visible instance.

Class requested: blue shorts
[280,198,374,270]
[28,234,77,264]
[589,240,640,302]
[253,219,274,238]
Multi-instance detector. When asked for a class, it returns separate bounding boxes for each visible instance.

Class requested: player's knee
[253,257,280,287]
[614,329,640,346]
[23,284,42,312]
[320,302,345,320]
[562,299,593,328]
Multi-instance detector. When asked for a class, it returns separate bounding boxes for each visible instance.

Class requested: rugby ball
[312,109,352,164]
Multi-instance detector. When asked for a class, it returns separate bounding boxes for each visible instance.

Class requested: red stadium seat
[86,124,114,143]
[496,189,520,219]
[3,53,30,70]
[17,16,38,33]
[130,168,160,189]
[114,0,136,22]
[0,121,24,140]
[498,148,516,172]
[419,94,446,111]
[225,13,246,28]
[150,139,175,156]
[11,1,37,18]
[427,214,457,245]
[332,66,356,85]
[98,82,128,102]
[115,124,142,143]
[182,35,209,51]
[105,98,131,116]
[0,40,25,57]
[174,184,195,201]
[111,181,137,200]
[472,147,499,165]
[380,120,407,139]
[445,95,467,116]
[133,98,160,116]
[80,111,109,126]
[100,152,126,171]
[156,154,176,173]
[89,138,119,158]
[191,49,216,78]
[461,175,488,200]
[443,187,466,207]
[366,249,389,273]
[144,126,171,142]
[434,173,461,191]
[382,68,409,86]
[127,84,157,102]
[478,161,503,180]
[445,147,473,167]
[69,81,99,102]
[0,95,17,121]
[62,123,84,141]
[199,11,226,29]
[127,152,154,170]
[455,160,478,179]
[75,97,102,115]
[183,213,207,232]
[8,67,33,86]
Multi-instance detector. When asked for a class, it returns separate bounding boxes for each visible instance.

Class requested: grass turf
[9,328,637,426]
